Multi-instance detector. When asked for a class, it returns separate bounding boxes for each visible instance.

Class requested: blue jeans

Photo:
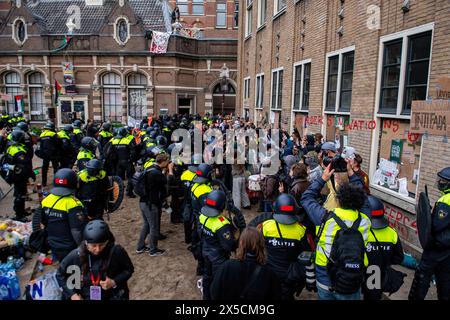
[317,286,361,300]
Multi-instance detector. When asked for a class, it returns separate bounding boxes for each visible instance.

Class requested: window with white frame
[325,48,354,113]
[216,2,227,28]
[243,77,251,101]
[292,61,311,111]
[233,1,239,28]
[102,73,123,123]
[255,74,264,109]
[4,72,21,114]
[28,72,45,121]
[379,30,432,115]
[271,68,283,110]
[192,0,204,15]
[371,24,434,200]
[177,0,188,14]
[127,73,147,121]
[245,0,252,37]
[257,0,267,28]
[274,0,286,15]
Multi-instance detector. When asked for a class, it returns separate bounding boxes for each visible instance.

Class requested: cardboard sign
[410,100,450,136]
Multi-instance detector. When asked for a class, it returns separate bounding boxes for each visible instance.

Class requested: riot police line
[0,112,449,301]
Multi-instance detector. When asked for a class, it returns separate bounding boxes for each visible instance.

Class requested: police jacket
[72,128,84,151]
[140,164,167,208]
[210,253,282,300]
[77,148,95,171]
[198,213,236,263]
[98,130,113,148]
[56,243,134,300]
[181,169,197,199]
[366,226,404,270]
[39,130,59,159]
[41,193,86,253]
[110,135,136,163]
[7,131,34,160]
[77,169,110,204]
[432,190,450,248]
[261,219,308,280]
[5,144,33,181]
[191,182,212,217]
[57,130,76,159]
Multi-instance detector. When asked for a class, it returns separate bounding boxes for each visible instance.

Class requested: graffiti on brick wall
[384,203,419,247]
[303,116,377,131]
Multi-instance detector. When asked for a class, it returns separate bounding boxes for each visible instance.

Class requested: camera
[322,155,347,172]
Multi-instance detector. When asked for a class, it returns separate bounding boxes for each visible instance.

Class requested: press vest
[315,207,371,267]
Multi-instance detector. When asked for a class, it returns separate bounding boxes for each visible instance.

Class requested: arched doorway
[212,82,236,115]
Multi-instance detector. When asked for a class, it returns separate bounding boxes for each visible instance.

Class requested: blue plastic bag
[0,264,21,300]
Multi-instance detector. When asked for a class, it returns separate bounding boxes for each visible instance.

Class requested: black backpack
[326,212,366,294]
[130,167,157,198]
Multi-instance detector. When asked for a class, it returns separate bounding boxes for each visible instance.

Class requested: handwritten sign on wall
[410,100,450,136]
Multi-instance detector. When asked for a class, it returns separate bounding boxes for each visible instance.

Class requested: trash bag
[0,264,21,300]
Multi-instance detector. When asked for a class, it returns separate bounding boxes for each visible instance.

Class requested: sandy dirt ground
[0,157,437,300]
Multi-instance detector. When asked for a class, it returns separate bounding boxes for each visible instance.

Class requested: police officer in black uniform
[409,167,450,301]
[10,122,34,161]
[39,168,87,262]
[3,130,35,221]
[98,122,114,160]
[362,195,405,300]
[57,125,76,169]
[166,143,184,224]
[109,127,137,198]
[71,119,84,153]
[77,136,98,171]
[198,190,237,300]
[77,159,111,220]
[259,193,310,300]
[38,122,60,186]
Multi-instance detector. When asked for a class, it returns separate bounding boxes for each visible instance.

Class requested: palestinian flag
[14,95,24,112]
[54,80,62,105]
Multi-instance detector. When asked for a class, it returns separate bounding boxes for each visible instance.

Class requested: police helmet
[10,129,25,144]
[145,127,154,135]
[366,195,388,229]
[63,124,73,133]
[16,122,29,132]
[51,168,78,196]
[156,135,167,148]
[43,122,56,131]
[273,193,300,225]
[72,120,82,129]
[141,123,149,130]
[201,190,226,217]
[145,145,163,159]
[81,136,99,152]
[117,127,128,138]
[188,154,202,173]
[193,163,213,184]
[103,122,112,132]
[85,159,103,177]
[83,220,111,244]
[437,167,450,192]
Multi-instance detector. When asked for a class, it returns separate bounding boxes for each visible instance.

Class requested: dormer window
[12,18,27,45]
[114,17,130,45]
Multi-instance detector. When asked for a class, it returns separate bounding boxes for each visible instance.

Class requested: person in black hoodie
[56,220,134,300]
[211,227,281,300]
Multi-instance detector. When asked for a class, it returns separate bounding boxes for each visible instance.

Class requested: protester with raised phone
[301,158,371,300]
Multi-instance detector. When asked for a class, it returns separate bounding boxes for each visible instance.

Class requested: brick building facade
[168,0,239,38]
[237,0,450,256]
[0,0,238,128]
